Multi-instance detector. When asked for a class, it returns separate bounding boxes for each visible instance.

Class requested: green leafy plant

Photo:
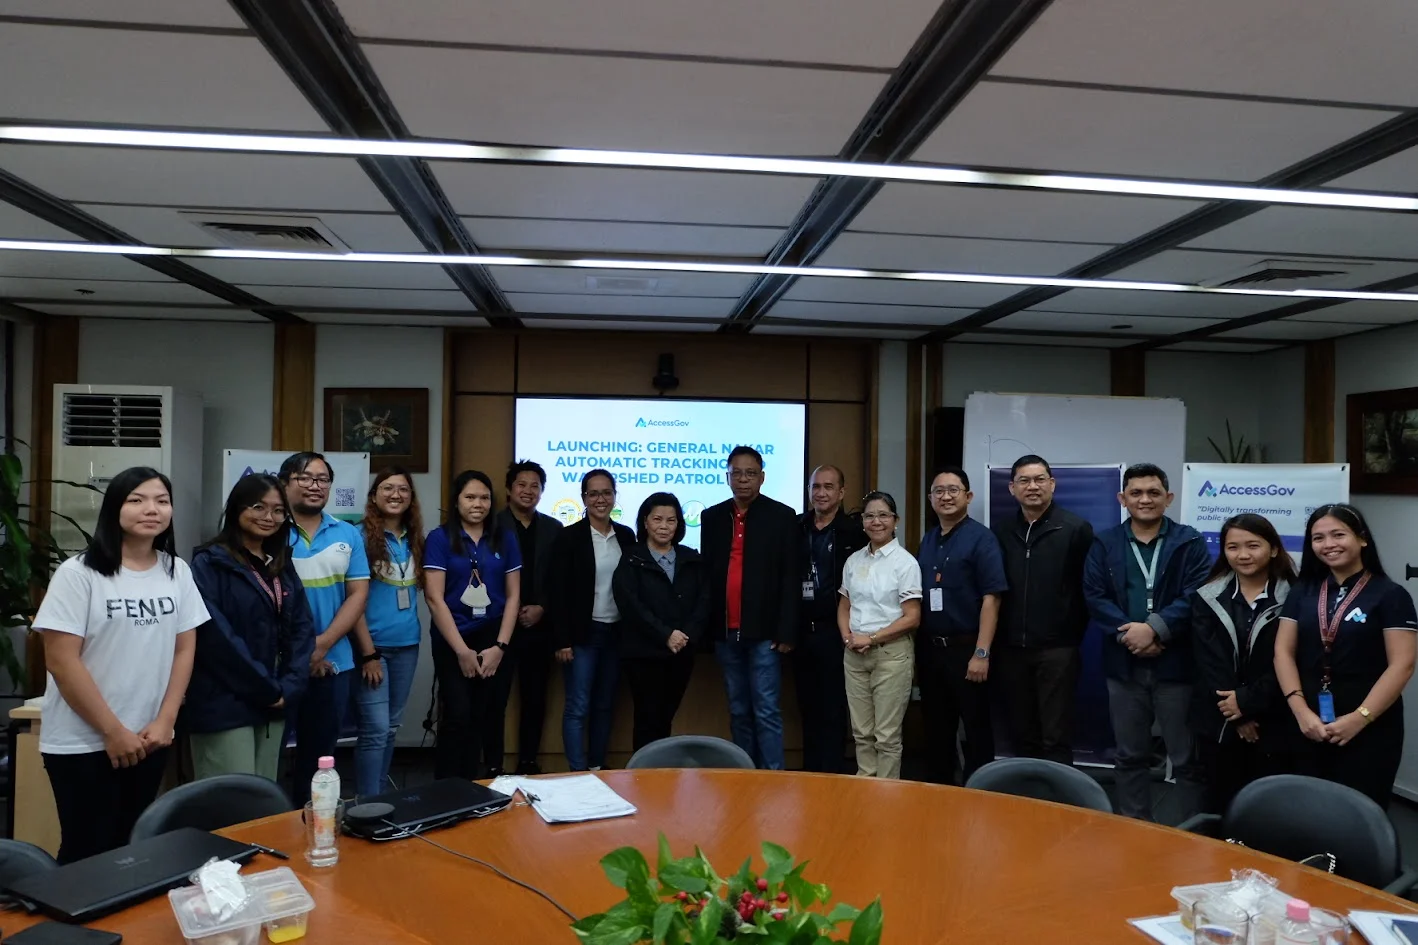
[1207,420,1253,464]
[573,833,883,945]
[0,442,94,691]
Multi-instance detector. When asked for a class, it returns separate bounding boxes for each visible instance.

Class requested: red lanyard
[1317,571,1371,685]
[249,567,284,614]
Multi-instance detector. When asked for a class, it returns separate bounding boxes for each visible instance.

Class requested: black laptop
[4,828,257,923]
[344,778,512,840]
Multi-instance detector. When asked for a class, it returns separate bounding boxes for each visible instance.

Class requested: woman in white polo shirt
[838,491,922,779]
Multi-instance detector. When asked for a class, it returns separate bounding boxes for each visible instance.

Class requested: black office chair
[0,839,58,903]
[626,735,756,770]
[964,758,1115,814]
[130,774,294,842]
[1177,774,1418,895]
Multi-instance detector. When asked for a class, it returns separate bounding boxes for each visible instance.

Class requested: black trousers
[997,644,1079,766]
[431,631,516,779]
[513,629,556,764]
[1293,712,1402,810]
[917,635,994,784]
[1196,731,1293,815]
[44,748,169,864]
[623,651,696,751]
[793,622,850,773]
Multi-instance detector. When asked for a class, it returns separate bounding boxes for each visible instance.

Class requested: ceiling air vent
[182,212,350,253]
[1199,258,1371,289]
[586,275,660,293]
[62,393,164,448]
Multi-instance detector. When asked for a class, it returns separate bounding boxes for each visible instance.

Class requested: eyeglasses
[928,486,964,497]
[583,489,615,500]
[729,469,761,481]
[246,503,286,520]
[377,485,411,496]
[292,474,333,489]
[862,512,896,522]
[1013,476,1052,487]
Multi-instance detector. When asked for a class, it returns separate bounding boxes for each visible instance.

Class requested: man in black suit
[496,460,564,775]
[701,446,801,770]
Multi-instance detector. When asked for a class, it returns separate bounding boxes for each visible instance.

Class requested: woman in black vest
[613,493,709,750]
[1274,504,1417,808]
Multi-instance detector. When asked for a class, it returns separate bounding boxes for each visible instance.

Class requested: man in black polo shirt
[916,466,1008,784]
[794,464,867,773]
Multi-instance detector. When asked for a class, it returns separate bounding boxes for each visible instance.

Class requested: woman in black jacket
[1190,513,1296,813]
[613,493,709,750]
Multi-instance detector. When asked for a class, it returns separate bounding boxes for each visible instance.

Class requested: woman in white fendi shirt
[838,491,922,779]
[34,466,209,863]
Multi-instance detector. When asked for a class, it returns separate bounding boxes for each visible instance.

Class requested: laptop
[4,828,257,923]
[344,778,512,840]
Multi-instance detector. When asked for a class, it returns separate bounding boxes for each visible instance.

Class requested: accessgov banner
[1180,463,1349,560]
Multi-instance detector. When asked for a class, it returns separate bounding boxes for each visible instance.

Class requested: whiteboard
[963,393,1187,526]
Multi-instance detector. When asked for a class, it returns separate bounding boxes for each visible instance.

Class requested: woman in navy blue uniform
[1274,504,1417,808]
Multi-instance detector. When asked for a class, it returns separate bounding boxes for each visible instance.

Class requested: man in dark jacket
[496,460,565,775]
[701,446,801,770]
[1083,463,1209,821]
[795,464,867,773]
[992,455,1094,766]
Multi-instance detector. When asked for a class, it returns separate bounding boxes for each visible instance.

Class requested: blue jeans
[562,621,620,771]
[716,639,785,770]
[353,644,420,797]
[292,669,352,808]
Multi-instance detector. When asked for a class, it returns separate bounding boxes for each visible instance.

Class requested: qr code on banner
[335,487,356,509]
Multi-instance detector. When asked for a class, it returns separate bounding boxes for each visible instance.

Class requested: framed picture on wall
[324,387,430,473]
[1347,386,1418,494]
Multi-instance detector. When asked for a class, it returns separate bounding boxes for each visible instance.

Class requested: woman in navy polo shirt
[1274,504,1417,808]
[423,469,522,779]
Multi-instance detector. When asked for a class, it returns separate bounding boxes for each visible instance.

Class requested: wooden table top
[8,770,1416,943]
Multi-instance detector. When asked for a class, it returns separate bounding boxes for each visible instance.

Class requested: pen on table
[522,790,543,804]
[250,842,290,860]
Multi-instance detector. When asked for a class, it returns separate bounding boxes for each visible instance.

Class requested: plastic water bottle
[1276,899,1318,945]
[307,756,341,867]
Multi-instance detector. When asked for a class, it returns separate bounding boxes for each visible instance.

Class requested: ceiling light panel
[365,46,885,154]
[0,26,324,131]
[914,82,1398,180]
[989,0,1418,104]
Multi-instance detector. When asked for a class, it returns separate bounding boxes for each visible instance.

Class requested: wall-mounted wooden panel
[808,341,871,402]
[808,402,867,509]
[271,323,316,451]
[451,394,515,500]
[452,332,517,393]
[1304,339,1335,463]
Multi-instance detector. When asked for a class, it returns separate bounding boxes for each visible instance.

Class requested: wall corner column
[272,323,316,451]
[1110,348,1146,397]
[1303,338,1335,463]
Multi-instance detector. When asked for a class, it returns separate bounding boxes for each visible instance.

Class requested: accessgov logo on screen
[1197,480,1297,497]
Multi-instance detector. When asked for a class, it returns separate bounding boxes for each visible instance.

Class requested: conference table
[7,770,1416,943]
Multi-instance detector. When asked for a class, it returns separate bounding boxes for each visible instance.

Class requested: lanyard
[248,567,283,614]
[377,536,413,584]
[1129,538,1163,612]
[1317,572,1372,688]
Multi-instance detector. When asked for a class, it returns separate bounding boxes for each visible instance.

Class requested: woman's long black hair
[205,474,292,576]
[84,466,177,577]
[1297,503,1386,585]
[445,469,501,557]
[1203,513,1298,585]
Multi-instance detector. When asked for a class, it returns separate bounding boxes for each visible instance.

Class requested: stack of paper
[1351,910,1418,945]
[489,774,638,824]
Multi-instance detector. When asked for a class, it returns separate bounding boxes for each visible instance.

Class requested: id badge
[929,587,943,613]
[1318,691,1336,724]
[396,586,412,610]
[472,607,487,618]
[461,581,491,609]
[801,581,815,601]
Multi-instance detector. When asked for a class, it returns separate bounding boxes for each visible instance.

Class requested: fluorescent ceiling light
[1,124,1415,212]
[2,238,1417,305]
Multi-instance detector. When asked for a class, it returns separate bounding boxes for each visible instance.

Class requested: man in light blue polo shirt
[281,451,369,805]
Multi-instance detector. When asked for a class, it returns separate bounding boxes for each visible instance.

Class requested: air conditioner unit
[50,385,203,560]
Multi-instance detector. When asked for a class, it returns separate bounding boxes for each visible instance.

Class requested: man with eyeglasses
[916,467,1008,784]
[701,446,801,770]
[991,454,1094,766]
[794,465,867,773]
[280,451,369,805]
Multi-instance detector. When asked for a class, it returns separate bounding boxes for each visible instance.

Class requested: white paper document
[489,774,638,824]
[1128,914,1194,945]
[1350,910,1418,945]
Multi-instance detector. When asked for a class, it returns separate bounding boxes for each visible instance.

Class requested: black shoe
[515,760,542,776]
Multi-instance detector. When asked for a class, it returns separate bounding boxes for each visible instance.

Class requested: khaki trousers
[843,636,915,779]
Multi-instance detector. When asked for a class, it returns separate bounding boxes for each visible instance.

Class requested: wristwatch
[1358,705,1373,723]
[494,640,509,651]
[974,647,990,660]
[358,650,381,665]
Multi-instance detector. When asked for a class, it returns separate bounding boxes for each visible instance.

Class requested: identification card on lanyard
[250,568,283,614]
[1316,572,1372,722]
[1129,539,1163,613]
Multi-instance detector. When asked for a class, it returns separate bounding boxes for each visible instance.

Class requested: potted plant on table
[573,833,883,944]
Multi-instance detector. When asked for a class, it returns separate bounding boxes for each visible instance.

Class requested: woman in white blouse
[837,491,922,779]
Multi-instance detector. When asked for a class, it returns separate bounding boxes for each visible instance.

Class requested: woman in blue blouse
[422,469,522,780]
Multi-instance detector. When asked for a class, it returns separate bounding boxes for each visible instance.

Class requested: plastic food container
[1171,882,1234,930]
[169,867,315,945]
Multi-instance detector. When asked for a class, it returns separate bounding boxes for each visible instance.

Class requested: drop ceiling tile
[1163,341,1281,353]
[989,0,1418,105]
[0,203,90,242]
[0,249,171,282]
[950,333,1128,348]
[0,0,246,27]
[76,206,427,253]
[465,218,782,257]
[0,145,392,212]
[851,184,1205,244]
[915,83,1395,181]
[368,45,884,153]
[1287,300,1418,325]
[489,266,753,297]
[0,276,221,304]
[244,286,477,312]
[188,259,461,290]
[766,300,974,327]
[0,26,323,130]
[519,317,713,333]
[300,312,489,327]
[756,323,920,340]
[506,293,731,318]
[1327,148,1418,192]
[30,303,267,322]
[816,232,1111,275]
[1183,207,1418,261]
[782,276,1015,308]
[1108,250,1417,294]
[994,310,1223,335]
[1028,288,1286,319]
[1213,319,1376,341]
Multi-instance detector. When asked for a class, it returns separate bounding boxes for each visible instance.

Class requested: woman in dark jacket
[188,474,316,781]
[1190,513,1296,813]
[613,493,709,750]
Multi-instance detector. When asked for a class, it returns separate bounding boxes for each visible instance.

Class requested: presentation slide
[514,398,806,549]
